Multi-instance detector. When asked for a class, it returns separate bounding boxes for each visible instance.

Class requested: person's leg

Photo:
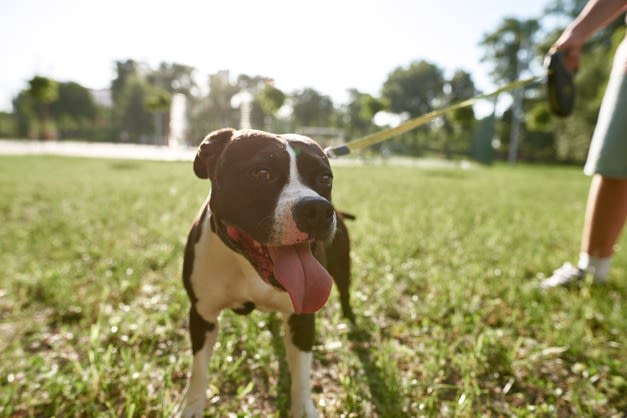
[541,176,627,288]
[573,175,627,281]
[581,175,627,258]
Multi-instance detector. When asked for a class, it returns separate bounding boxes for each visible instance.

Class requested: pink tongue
[268,243,333,314]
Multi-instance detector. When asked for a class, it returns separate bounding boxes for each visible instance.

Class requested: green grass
[0,155,625,417]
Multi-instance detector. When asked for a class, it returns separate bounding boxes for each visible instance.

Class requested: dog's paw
[290,398,318,418]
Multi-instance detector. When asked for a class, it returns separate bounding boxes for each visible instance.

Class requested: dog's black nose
[292,197,335,238]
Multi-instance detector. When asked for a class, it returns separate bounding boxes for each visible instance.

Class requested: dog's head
[194,128,337,313]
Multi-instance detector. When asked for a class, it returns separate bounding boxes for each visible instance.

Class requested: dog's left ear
[193,128,235,179]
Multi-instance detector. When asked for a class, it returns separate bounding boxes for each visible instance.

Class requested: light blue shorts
[584,37,627,179]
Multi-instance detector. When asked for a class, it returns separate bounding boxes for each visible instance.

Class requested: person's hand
[548,29,585,73]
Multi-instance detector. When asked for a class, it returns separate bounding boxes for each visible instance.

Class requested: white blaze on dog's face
[197,129,337,314]
[271,134,337,245]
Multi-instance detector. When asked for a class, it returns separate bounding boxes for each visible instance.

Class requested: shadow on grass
[268,313,408,418]
[347,324,409,418]
[109,161,143,170]
[268,314,290,418]
[420,168,472,180]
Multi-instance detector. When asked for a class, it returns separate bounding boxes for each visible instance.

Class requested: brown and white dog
[181,128,354,417]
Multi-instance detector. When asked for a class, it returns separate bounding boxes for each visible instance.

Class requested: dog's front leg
[182,305,219,418]
[284,313,318,418]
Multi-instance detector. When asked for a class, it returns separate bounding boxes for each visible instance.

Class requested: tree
[290,88,334,128]
[379,60,447,155]
[111,60,143,140]
[480,18,540,84]
[0,112,17,138]
[27,76,59,140]
[49,81,97,139]
[481,17,541,162]
[236,74,275,129]
[381,60,445,118]
[446,70,477,131]
[259,84,286,112]
[12,90,35,138]
[236,74,267,92]
[117,76,154,142]
[187,71,238,142]
[208,72,239,128]
[442,70,479,157]
[144,88,172,145]
[50,82,97,120]
[112,59,142,106]
[111,60,198,142]
[341,89,386,140]
[148,62,197,97]
[258,82,286,130]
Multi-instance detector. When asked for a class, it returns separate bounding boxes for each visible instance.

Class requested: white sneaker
[540,262,585,288]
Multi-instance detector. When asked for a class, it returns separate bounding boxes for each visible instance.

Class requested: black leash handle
[546,51,576,118]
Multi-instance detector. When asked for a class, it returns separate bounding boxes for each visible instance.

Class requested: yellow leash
[324,75,543,158]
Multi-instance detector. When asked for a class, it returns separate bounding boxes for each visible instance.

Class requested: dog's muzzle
[292,197,336,241]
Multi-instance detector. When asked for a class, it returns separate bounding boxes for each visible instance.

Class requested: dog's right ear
[193,128,235,179]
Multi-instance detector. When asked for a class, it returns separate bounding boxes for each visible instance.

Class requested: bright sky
[0,0,552,112]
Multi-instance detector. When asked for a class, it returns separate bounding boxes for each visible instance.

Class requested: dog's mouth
[224,225,332,314]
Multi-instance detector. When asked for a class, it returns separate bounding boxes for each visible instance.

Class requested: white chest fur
[190,213,295,318]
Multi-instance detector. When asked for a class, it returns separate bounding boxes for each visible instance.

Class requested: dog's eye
[250,168,272,182]
[318,173,333,187]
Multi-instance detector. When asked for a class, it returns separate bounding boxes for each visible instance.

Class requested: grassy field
[0,155,625,417]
